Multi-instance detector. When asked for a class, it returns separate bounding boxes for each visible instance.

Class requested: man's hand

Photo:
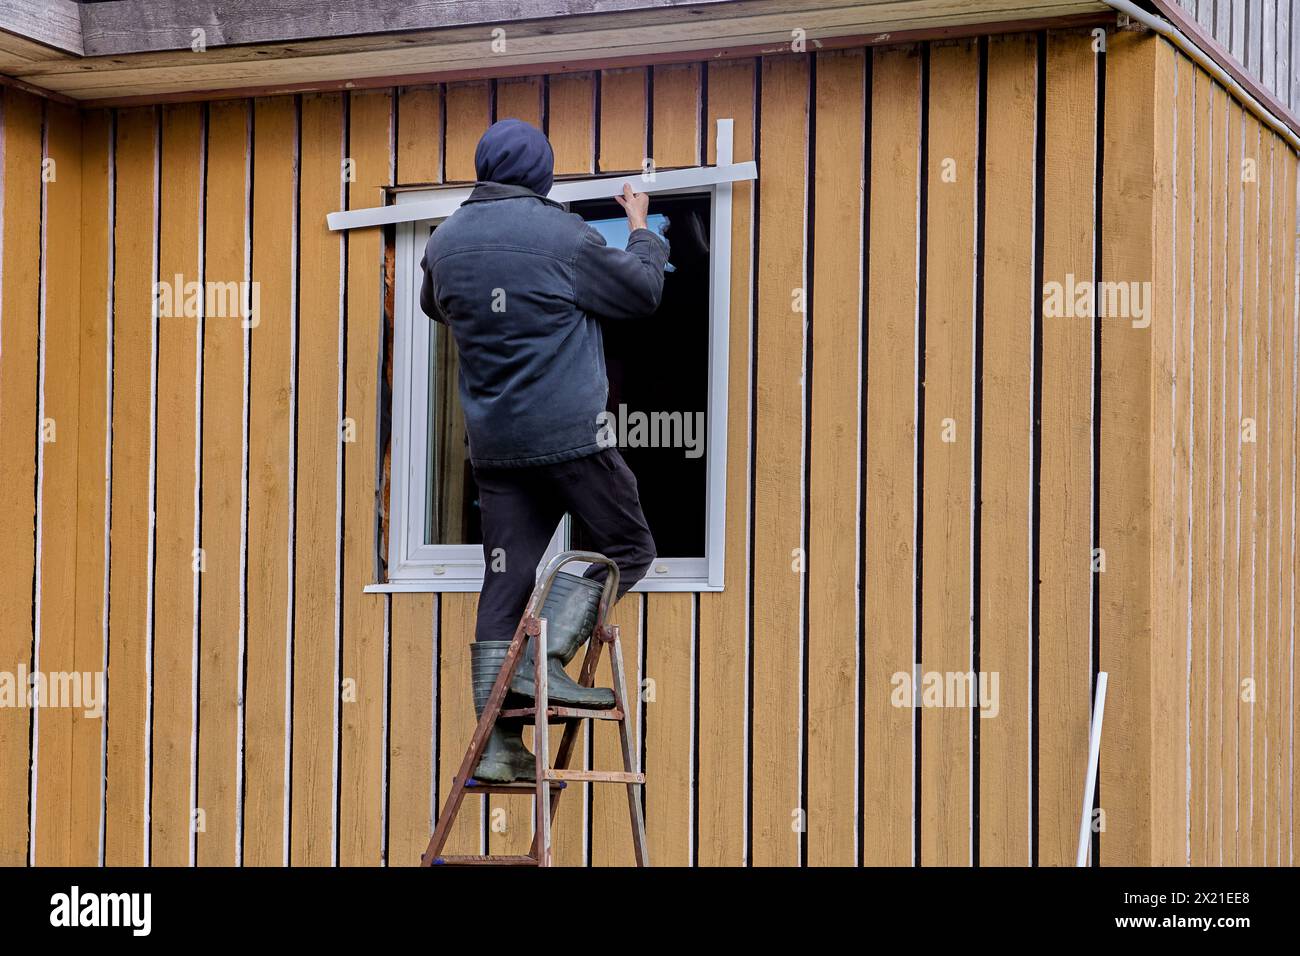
[614,182,650,232]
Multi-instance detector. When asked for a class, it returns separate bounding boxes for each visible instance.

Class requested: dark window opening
[569,192,712,559]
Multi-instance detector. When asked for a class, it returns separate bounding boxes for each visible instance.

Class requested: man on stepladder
[419,118,667,783]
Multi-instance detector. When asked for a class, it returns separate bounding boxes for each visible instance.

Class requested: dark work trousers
[473,448,656,643]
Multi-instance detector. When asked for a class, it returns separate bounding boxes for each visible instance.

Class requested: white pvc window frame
[358,120,751,593]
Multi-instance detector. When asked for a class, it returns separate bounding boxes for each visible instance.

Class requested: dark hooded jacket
[419,119,669,469]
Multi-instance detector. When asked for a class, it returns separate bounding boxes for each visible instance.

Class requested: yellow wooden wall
[0,26,1295,866]
[1151,41,1300,866]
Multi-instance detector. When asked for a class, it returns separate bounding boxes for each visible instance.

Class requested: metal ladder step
[544,769,644,784]
[463,778,569,794]
[498,705,625,721]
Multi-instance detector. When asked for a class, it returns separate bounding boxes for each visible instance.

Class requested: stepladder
[421,550,649,867]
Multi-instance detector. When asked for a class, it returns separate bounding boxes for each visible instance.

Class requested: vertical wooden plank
[104,105,155,867]
[151,101,201,868]
[396,86,441,184]
[436,594,482,857]
[1191,67,1212,868]
[1214,0,1232,54]
[495,76,541,127]
[919,39,977,867]
[1268,121,1289,884]
[1223,98,1243,867]
[806,49,864,868]
[547,74,594,176]
[1279,139,1294,867]
[1267,132,1286,864]
[443,81,489,182]
[1265,123,1283,867]
[1267,134,1291,866]
[388,595,434,865]
[1197,0,1214,31]
[750,53,807,868]
[1037,31,1095,866]
[979,32,1036,867]
[643,593,693,865]
[1099,30,1163,865]
[698,57,755,868]
[1294,0,1300,113]
[1256,124,1273,864]
[1190,70,1211,868]
[590,594,641,865]
[1268,0,1279,92]
[589,63,649,868]
[1149,33,1180,858]
[244,95,297,867]
[1287,142,1299,869]
[339,88,391,867]
[598,67,647,173]
[1208,82,1229,866]
[1250,117,1271,867]
[1238,115,1260,866]
[1283,143,1298,868]
[1263,0,1277,94]
[1169,53,1193,870]
[864,45,919,868]
[1278,1,1291,112]
[651,63,699,167]
[291,92,345,867]
[0,91,42,866]
[72,110,113,865]
[653,67,704,178]
[547,72,595,175]
[197,98,248,867]
[1231,0,1247,67]
[33,102,82,867]
[1246,0,1262,79]
[638,61,699,867]
[388,86,441,867]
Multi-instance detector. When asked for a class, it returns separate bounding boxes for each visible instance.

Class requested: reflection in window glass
[424,224,482,547]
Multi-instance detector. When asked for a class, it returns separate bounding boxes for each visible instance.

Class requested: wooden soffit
[0,0,1109,106]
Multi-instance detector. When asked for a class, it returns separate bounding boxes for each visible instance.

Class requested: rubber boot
[510,572,617,709]
[469,641,536,783]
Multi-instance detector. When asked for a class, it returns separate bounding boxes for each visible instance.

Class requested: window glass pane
[424,224,482,547]
[569,193,711,559]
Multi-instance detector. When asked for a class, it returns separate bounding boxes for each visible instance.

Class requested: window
[339,122,754,592]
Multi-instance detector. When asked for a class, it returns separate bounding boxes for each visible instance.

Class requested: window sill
[364,579,724,594]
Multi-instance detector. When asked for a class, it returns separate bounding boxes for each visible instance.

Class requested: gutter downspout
[1101,0,1300,152]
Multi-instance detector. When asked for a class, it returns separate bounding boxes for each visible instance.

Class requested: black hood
[474,118,555,197]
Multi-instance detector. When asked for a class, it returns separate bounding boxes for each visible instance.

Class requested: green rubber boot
[470,641,536,783]
[510,572,617,709]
